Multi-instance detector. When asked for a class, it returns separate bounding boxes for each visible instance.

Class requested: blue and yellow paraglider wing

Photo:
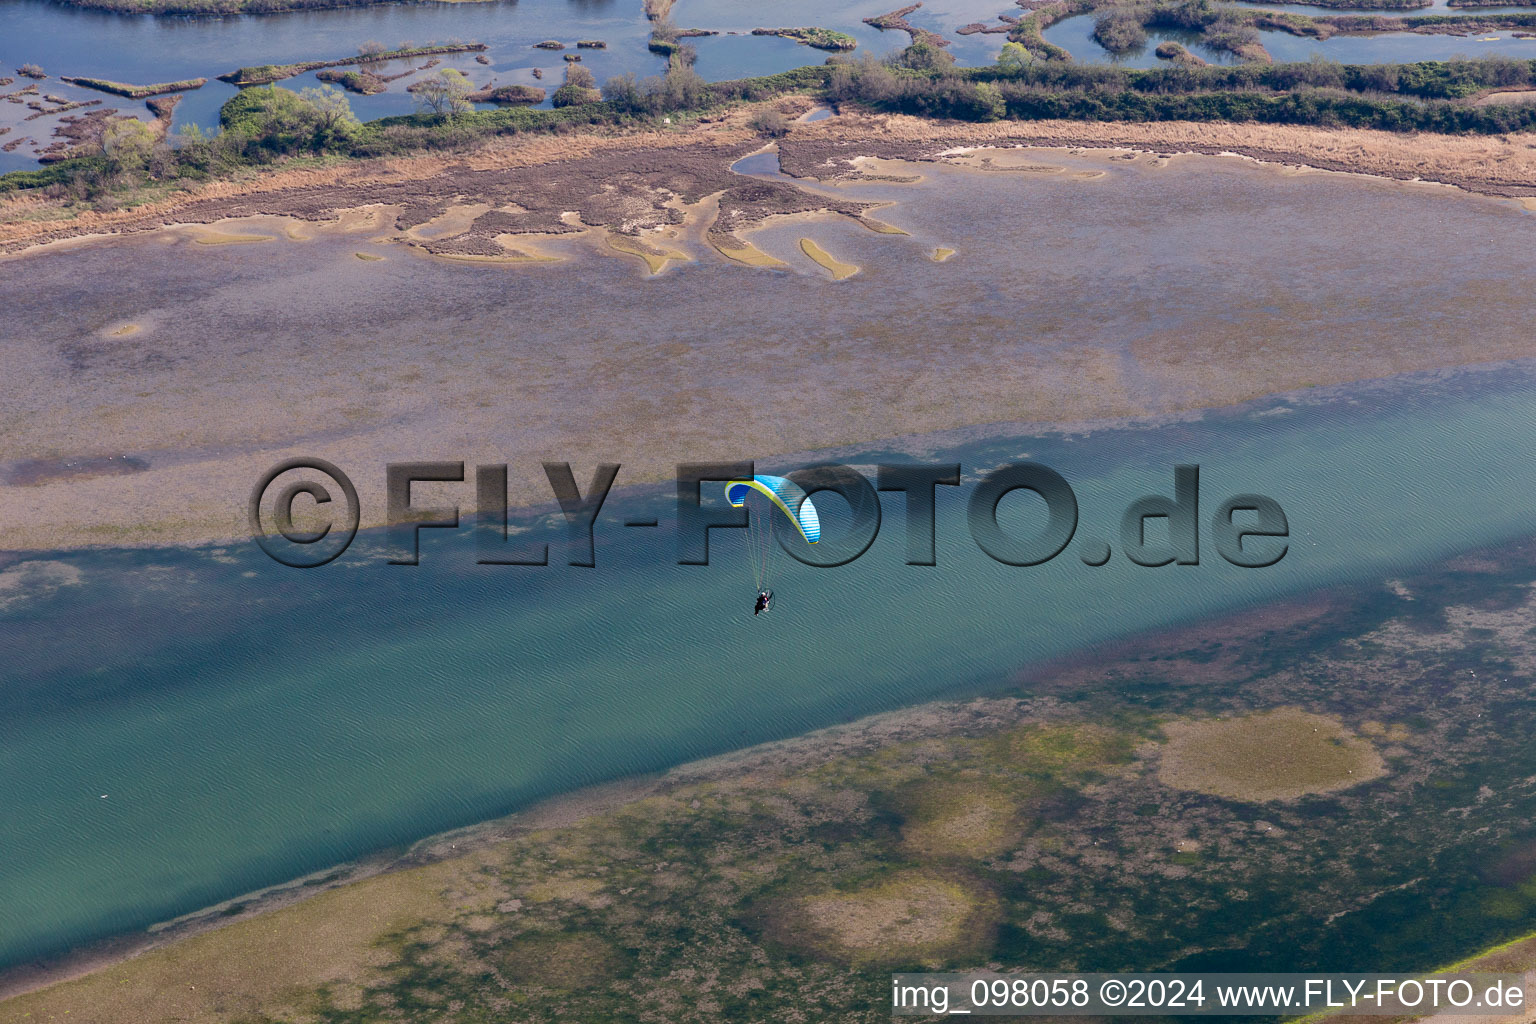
[724,475,820,544]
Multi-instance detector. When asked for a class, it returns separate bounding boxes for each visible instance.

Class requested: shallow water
[6,367,1536,968]
[1231,0,1536,15]
[9,151,1536,507]
[6,152,1536,966]
[1044,10,1536,64]
[0,0,661,170]
[4,0,1533,170]
[0,0,997,170]
[1260,23,1536,61]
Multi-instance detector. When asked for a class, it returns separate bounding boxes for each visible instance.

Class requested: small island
[219,43,486,87]
[58,76,207,98]
[751,27,858,51]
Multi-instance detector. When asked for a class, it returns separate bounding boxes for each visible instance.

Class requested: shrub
[1093,9,1149,53]
[748,108,790,136]
[890,40,955,71]
[997,41,1032,72]
[1203,17,1261,54]
[101,118,155,168]
[552,83,603,106]
[470,84,547,104]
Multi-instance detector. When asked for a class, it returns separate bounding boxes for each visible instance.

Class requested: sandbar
[798,237,858,279]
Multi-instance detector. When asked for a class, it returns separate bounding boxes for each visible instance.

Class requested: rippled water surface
[1045,9,1536,65]
[7,151,1536,968]
[6,369,1536,968]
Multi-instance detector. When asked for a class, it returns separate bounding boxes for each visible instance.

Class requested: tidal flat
[11,524,1536,1021]
[5,139,1536,551]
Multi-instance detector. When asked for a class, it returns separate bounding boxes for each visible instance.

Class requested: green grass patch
[751,26,859,50]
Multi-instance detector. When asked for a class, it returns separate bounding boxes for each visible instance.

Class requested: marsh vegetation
[751,27,860,51]
[826,45,1536,130]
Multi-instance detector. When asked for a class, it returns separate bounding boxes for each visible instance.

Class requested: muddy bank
[0,684,1051,1001]
[773,113,1536,198]
[6,113,1536,552]
[8,112,1536,255]
[0,116,883,257]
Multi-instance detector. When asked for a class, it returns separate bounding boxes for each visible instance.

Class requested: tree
[220,85,312,134]
[414,68,473,117]
[602,71,642,110]
[564,64,597,90]
[892,40,954,71]
[101,118,156,169]
[650,15,679,43]
[298,84,359,144]
[553,62,602,107]
[358,40,388,63]
[217,86,338,155]
[997,41,1032,74]
[660,66,709,108]
[971,81,1006,121]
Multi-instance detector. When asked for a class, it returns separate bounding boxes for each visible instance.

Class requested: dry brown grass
[0,856,477,1024]
[799,873,977,961]
[1157,708,1386,802]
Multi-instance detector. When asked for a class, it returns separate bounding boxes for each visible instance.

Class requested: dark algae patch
[4,454,149,486]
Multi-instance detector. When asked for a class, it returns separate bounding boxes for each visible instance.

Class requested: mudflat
[5,112,1536,552]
